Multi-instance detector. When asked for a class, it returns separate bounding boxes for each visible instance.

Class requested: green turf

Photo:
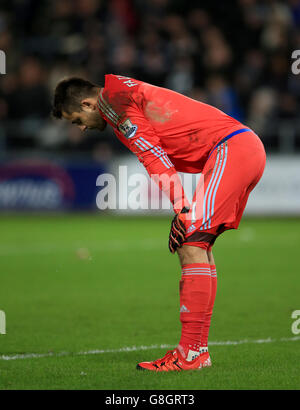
[0,214,299,390]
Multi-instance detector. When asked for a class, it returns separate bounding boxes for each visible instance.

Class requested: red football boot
[136,348,211,372]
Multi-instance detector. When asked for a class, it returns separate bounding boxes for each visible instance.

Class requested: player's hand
[168,207,190,254]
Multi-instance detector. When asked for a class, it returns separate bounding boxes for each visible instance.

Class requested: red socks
[201,264,217,348]
[178,263,217,360]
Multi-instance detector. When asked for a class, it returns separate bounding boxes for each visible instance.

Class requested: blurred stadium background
[1,0,300,391]
[0,0,299,213]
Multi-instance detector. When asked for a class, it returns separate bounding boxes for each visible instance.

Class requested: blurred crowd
[0,0,300,159]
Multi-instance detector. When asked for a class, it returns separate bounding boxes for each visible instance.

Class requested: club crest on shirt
[118,118,138,139]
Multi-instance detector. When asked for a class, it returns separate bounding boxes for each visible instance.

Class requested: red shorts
[183,129,266,250]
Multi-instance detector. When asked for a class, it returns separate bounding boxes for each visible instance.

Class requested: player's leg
[137,131,266,371]
[177,244,217,355]
[201,248,217,350]
[175,244,212,361]
[175,130,265,365]
[180,130,265,356]
[137,243,213,371]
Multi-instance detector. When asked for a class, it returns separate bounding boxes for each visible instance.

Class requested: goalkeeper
[52,75,266,372]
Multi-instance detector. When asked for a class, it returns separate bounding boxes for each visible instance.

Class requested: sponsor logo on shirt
[118,118,138,139]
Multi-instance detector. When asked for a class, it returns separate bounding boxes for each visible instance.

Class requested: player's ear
[81,98,97,112]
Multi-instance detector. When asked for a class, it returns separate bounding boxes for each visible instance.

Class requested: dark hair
[52,77,98,119]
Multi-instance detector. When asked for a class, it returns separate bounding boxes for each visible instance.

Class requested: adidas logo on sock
[180,305,190,313]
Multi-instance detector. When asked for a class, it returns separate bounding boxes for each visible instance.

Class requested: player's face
[63,104,107,132]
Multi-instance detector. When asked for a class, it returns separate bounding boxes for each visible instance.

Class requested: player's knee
[177,245,208,266]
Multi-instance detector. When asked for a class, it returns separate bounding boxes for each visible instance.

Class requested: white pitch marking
[0,336,299,361]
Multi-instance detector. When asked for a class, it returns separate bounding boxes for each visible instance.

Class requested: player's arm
[120,116,191,253]
[101,81,188,213]
[109,83,190,252]
[123,118,190,214]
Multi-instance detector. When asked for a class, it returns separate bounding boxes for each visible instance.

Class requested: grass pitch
[0,214,299,390]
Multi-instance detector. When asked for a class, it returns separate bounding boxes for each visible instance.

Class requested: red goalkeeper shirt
[96,74,246,212]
